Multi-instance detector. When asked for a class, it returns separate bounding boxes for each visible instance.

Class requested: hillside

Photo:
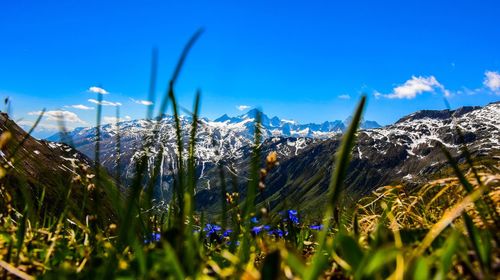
[0,113,118,225]
[46,109,379,200]
[252,102,500,214]
[44,103,500,216]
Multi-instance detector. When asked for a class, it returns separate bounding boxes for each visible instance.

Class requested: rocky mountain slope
[251,102,500,215]
[0,113,118,224]
[47,103,499,214]
[47,109,380,199]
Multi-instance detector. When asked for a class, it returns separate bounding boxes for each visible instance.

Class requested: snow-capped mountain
[46,103,499,214]
[213,108,380,138]
[247,102,500,214]
[46,110,380,198]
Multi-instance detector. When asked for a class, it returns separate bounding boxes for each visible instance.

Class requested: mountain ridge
[43,102,499,214]
[0,113,118,224]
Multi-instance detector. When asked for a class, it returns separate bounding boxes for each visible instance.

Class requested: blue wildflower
[251,225,264,235]
[203,223,222,232]
[250,216,259,223]
[204,223,222,237]
[144,232,161,244]
[288,209,299,224]
[309,224,323,230]
[223,229,233,237]
[269,229,284,238]
[263,225,271,231]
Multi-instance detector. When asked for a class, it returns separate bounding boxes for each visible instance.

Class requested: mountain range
[46,110,380,199]
[42,103,500,215]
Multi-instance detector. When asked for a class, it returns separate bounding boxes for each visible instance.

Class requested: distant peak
[239,108,263,119]
[395,105,481,124]
[214,113,231,122]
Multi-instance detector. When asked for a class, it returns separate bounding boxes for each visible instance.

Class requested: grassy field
[0,31,499,279]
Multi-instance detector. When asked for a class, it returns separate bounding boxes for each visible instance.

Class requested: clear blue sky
[1,1,499,137]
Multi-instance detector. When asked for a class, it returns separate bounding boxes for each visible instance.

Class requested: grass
[0,31,499,279]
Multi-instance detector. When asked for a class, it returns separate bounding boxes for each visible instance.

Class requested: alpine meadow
[1,2,499,279]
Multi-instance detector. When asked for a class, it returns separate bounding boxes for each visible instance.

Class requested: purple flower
[309,224,323,230]
[204,223,222,237]
[204,224,222,232]
[223,229,233,237]
[268,229,284,237]
[144,232,161,244]
[251,225,264,235]
[288,209,299,224]
[152,233,161,241]
[250,216,259,223]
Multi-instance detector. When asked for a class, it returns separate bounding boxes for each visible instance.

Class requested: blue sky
[1,1,499,137]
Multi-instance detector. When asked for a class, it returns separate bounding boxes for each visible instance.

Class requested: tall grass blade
[303,95,366,280]
[328,95,366,217]
[463,213,491,275]
[115,106,121,185]
[439,144,499,236]
[239,110,262,265]
[187,90,200,221]
[157,28,204,117]
[11,108,45,157]
[14,207,27,265]
[413,182,490,257]
[435,231,460,280]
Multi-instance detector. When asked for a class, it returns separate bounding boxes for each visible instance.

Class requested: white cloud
[88,98,122,106]
[237,105,251,111]
[338,94,350,99]
[88,86,109,95]
[65,104,94,110]
[130,98,153,106]
[102,115,132,124]
[18,120,59,132]
[380,76,450,99]
[483,71,500,92]
[24,110,88,132]
[28,110,87,124]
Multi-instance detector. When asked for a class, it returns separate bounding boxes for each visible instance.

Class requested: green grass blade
[334,232,364,271]
[239,110,262,265]
[164,241,186,279]
[187,90,200,221]
[115,106,121,185]
[260,250,281,279]
[219,165,228,230]
[303,95,366,280]
[412,257,430,280]
[157,28,203,117]
[14,206,27,265]
[463,213,491,275]
[11,108,45,157]
[328,95,366,218]
[439,144,499,236]
[435,231,460,280]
